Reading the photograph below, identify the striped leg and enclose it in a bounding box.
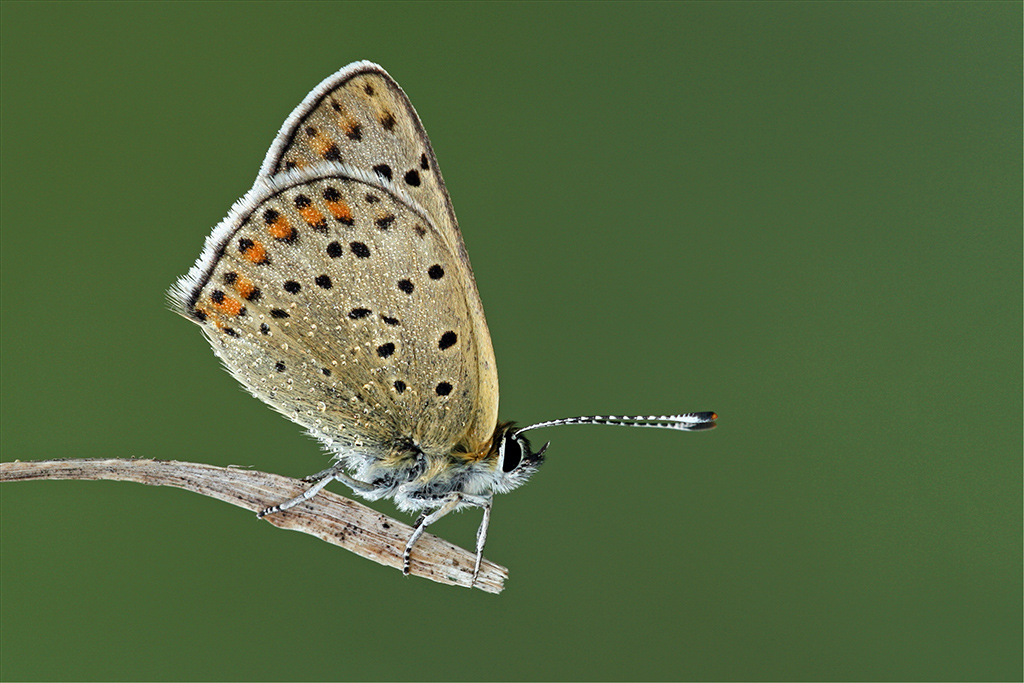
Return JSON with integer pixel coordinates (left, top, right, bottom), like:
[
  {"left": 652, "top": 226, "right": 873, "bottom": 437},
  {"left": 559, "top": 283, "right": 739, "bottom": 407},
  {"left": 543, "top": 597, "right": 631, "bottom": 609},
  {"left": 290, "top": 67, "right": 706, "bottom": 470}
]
[
  {"left": 257, "top": 463, "right": 374, "bottom": 518},
  {"left": 403, "top": 492, "right": 491, "bottom": 582}
]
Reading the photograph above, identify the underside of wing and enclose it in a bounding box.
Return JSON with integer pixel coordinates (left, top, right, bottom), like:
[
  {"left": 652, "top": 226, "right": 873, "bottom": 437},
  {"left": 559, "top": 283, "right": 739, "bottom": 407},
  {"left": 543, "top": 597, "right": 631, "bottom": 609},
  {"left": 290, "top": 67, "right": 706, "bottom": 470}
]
[
  {"left": 171, "top": 164, "right": 496, "bottom": 459},
  {"left": 256, "top": 62, "right": 499, "bottom": 449},
  {"left": 260, "top": 62, "right": 456, "bottom": 243}
]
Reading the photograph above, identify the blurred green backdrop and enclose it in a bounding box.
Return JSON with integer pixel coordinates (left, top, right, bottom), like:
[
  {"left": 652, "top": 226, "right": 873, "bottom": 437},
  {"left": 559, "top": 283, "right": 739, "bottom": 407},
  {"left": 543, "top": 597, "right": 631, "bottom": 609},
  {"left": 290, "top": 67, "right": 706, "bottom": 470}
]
[{"left": 2, "top": 2, "right": 1020, "bottom": 681}]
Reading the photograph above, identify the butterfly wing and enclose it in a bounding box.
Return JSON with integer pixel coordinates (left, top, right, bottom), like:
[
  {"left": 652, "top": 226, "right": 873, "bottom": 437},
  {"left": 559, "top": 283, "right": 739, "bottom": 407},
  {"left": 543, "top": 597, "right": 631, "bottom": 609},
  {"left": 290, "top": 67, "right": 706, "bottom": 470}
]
[
  {"left": 257, "top": 62, "right": 498, "bottom": 457},
  {"left": 259, "top": 63, "right": 454, "bottom": 241},
  {"left": 171, "top": 164, "right": 496, "bottom": 460}
]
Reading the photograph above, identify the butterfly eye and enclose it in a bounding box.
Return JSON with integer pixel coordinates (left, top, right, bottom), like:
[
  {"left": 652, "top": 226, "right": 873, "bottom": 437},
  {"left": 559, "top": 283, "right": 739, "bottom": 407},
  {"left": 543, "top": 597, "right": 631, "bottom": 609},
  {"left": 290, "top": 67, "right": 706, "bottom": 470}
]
[{"left": 500, "top": 435, "right": 523, "bottom": 473}]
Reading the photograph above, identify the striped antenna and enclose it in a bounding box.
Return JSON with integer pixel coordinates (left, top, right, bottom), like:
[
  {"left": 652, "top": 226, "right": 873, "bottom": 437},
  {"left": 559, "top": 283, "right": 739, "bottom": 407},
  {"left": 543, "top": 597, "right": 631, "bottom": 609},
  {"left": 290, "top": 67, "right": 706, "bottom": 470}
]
[{"left": 514, "top": 412, "right": 717, "bottom": 437}]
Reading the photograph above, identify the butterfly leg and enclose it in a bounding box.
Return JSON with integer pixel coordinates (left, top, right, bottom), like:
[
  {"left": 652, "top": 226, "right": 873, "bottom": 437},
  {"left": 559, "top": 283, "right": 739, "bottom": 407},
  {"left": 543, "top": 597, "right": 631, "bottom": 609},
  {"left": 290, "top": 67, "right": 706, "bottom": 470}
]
[
  {"left": 404, "top": 494, "right": 462, "bottom": 575},
  {"left": 257, "top": 463, "right": 374, "bottom": 518},
  {"left": 403, "top": 492, "right": 492, "bottom": 583},
  {"left": 300, "top": 464, "right": 340, "bottom": 483},
  {"left": 472, "top": 494, "right": 493, "bottom": 585}
]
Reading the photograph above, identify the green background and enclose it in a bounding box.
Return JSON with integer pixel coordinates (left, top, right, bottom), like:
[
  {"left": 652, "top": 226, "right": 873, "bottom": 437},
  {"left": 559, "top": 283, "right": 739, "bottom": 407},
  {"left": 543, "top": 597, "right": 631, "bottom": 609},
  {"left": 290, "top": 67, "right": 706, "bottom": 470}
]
[{"left": 2, "top": 2, "right": 1020, "bottom": 680}]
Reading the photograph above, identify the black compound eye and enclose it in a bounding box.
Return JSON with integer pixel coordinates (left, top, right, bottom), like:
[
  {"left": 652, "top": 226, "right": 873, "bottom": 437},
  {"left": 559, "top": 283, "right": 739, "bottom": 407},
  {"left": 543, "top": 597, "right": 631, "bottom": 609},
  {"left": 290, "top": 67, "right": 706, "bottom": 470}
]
[{"left": 502, "top": 436, "right": 523, "bottom": 473}]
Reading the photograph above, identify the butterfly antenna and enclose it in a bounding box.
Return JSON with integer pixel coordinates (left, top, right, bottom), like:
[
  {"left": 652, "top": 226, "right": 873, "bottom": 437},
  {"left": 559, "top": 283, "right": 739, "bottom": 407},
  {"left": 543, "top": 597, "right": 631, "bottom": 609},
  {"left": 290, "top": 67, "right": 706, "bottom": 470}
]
[{"left": 514, "top": 412, "right": 717, "bottom": 438}]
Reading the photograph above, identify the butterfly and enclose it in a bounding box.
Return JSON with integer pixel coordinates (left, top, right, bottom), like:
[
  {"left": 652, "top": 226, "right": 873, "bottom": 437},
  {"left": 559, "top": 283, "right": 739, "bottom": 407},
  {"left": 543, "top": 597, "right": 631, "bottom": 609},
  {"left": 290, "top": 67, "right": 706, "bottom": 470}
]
[{"left": 170, "top": 61, "right": 716, "bottom": 583}]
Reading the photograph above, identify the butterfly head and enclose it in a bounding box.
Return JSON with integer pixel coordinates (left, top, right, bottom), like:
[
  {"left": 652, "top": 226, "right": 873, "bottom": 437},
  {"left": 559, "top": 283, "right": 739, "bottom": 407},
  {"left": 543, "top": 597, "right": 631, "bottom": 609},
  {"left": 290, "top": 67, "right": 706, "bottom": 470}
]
[{"left": 485, "top": 422, "right": 548, "bottom": 494}]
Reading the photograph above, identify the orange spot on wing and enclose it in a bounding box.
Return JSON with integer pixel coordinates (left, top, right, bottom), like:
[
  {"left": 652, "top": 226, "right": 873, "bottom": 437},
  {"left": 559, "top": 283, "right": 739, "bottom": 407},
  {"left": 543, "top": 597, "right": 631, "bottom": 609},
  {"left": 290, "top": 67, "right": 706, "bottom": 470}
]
[
  {"left": 233, "top": 276, "right": 256, "bottom": 300},
  {"left": 299, "top": 205, "right": 326, "bottom": 226},
  {"left": 212, "top": 293, "right": 244, "bottom": 316},
  {"left": 266, "top": 214, "right": 294, "bottom": 241},
  {"left": 310, "top": 137, "right": 333, "bottom": 157},
  {"left": 243, "top": 240, "right": 268, "bottom": 264},
  {"left": 332, "top": 108, "right": 361, "bottom": 140},
  {"left": 325, "top": 198, "right": 353, "bottom": 223}
]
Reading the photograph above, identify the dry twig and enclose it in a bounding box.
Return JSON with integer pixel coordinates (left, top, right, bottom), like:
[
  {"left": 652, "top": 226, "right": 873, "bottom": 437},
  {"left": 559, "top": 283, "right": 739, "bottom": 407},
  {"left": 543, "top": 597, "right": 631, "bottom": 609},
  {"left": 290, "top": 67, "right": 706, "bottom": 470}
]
[{"left": 0, "top": 458, "right": 507, "bottom": 593}]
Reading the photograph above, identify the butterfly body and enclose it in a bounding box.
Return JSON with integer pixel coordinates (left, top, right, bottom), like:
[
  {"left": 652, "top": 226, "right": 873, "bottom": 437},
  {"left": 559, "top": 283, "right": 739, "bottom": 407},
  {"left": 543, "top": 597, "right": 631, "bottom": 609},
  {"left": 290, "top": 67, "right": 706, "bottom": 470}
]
[{"left": 172, "top": 62, "right": 714, "bottom": 583}]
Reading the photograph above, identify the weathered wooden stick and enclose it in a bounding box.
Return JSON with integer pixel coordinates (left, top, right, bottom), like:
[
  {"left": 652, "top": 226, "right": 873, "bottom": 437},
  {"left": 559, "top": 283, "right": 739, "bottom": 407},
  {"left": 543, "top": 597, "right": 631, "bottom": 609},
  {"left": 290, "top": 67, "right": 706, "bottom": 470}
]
[{"left": 0, "top": 458, "right": 507, "bottom": 593}]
